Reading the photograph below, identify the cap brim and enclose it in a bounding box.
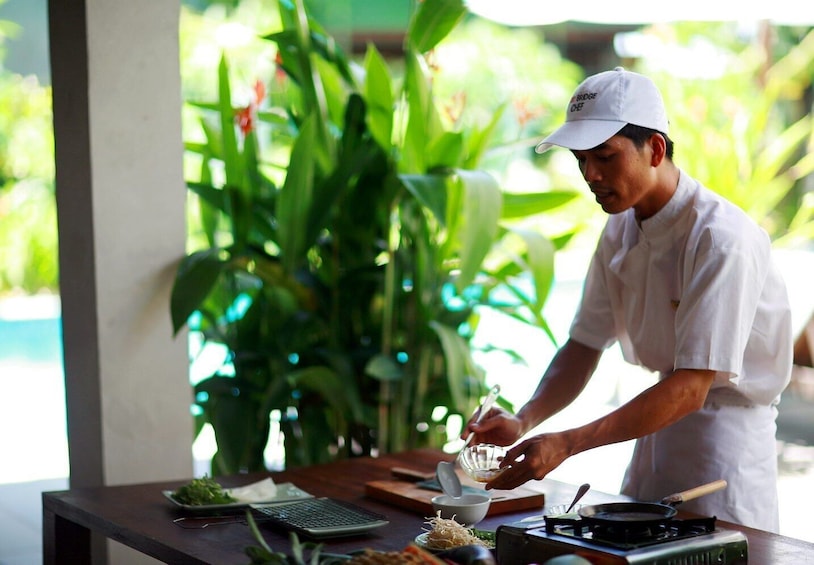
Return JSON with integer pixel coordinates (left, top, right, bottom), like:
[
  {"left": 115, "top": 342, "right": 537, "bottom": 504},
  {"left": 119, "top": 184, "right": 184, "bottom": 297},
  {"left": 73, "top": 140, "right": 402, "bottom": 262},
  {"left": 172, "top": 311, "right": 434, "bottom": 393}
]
[{"left": 534, "top": 120, "right": 626, "bottom": 153}]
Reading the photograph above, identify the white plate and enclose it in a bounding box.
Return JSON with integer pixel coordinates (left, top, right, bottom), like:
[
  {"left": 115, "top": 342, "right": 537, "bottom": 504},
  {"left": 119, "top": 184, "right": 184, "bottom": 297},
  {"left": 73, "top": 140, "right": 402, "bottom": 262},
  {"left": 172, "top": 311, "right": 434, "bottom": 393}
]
[
  {"left": 414, "top": 530, "right": 496, "bottom": 551},
  {"left": 414, "top": 532, "right": 441, "bottom": 552},
  {"left": 163, "top": 482, "right": 312, "bottom": 511}
]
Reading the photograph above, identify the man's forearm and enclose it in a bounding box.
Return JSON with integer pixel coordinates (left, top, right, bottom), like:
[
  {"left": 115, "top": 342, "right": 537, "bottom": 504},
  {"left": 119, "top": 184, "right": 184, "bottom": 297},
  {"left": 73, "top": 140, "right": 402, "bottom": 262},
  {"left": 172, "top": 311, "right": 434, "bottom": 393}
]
[{"left": 562, "top": 368, "right": 715, "bottom": 456}]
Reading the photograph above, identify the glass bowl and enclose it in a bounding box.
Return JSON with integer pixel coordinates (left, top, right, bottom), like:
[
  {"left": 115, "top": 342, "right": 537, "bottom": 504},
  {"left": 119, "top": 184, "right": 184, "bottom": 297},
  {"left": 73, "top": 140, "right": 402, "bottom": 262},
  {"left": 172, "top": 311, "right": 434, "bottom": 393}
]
[
  {"left": 543, "top": 503, "right": 584, "bottom": 518},
  {"left": 458, "top": 443, "right": 507, "bottom": 483}
]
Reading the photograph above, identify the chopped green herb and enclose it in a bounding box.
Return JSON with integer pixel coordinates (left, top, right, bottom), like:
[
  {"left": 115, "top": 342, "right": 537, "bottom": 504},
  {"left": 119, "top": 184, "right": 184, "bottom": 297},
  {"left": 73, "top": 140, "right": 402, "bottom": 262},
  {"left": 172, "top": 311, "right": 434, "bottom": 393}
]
[
  {"left": 472, "top": 529, "right": 496, "bottom": 546},
  {"left": 172, "top": 476, "right": 236, "bottom": 506}
]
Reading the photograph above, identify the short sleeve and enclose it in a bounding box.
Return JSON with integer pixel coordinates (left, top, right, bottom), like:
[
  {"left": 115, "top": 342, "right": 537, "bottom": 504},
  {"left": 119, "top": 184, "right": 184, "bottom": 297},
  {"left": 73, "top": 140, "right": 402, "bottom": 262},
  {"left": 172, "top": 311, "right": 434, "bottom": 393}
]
[{"left": 569, "top": 245, "right": 619, "bottom": 352}]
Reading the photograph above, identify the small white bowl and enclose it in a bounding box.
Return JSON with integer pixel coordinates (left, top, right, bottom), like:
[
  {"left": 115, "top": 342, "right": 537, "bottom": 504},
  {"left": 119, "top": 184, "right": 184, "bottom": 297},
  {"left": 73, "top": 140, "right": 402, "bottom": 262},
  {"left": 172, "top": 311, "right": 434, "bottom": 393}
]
[{"left": 431, "top": 493, "right": 491, "bottom": 526}]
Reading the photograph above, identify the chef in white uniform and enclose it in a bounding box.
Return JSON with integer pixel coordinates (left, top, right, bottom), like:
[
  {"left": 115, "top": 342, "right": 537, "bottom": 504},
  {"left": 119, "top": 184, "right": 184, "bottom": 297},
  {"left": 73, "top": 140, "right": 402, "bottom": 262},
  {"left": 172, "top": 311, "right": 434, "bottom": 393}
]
[{"left": 464, "top": 67, "right": 792, "bottom": 532}]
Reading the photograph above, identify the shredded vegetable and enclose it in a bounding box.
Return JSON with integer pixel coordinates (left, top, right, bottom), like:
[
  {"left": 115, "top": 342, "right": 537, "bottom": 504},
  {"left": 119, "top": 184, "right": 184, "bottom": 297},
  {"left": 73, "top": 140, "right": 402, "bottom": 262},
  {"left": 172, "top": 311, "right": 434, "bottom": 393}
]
[{"left": 422, "top": 512, "right": 493, "bottom": 549}]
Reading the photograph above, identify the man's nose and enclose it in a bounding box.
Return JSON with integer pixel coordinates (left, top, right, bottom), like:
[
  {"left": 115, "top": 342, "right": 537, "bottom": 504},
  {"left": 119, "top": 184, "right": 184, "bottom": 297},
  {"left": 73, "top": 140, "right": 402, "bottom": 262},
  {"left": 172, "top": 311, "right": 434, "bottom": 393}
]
[{"left": 581, "top": 160, "right": 601, "bottom": 183}]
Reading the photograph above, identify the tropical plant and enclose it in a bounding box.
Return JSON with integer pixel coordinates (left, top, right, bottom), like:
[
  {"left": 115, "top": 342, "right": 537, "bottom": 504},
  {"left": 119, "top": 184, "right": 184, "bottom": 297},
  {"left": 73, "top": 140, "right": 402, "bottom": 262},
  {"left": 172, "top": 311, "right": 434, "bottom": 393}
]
[
  {"left": 634, "top": 23, "right": 814, "bottom": 247},
  {"left": 170, "top": 0, "right": 580, "bottom": 474},
  {"left": 0, "top": 55, "right": 57, "bottom": 295}
]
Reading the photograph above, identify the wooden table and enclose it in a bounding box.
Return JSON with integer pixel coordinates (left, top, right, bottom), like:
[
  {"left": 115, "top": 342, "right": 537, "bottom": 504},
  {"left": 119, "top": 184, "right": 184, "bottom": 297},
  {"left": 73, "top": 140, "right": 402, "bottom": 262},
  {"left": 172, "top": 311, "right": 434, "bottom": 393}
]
[{"left": 42, "top": 448, "right": 814, "bottom": 564}]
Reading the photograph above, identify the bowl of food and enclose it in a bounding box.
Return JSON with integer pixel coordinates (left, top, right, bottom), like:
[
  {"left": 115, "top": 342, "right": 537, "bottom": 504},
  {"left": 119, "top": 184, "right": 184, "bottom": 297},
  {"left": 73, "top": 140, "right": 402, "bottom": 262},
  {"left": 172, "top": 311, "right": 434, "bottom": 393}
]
[
  {"left": 431, "top": 493, "right": 491, "bottom": 526},
  {"left": 458, "top": 443, "right": 507, "bottom": 483}
]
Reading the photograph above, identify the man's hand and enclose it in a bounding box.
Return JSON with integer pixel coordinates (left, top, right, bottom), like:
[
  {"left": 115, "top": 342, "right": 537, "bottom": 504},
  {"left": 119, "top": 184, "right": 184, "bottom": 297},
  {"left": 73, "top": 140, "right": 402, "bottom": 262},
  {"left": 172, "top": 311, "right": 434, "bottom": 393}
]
[
  {"left": 482, "top": 368, "right": 716, "bottom": 491},
  {"left": 461, "top": 406, "right": 524, "bottom": 447},
  {"left": 484, "top": 432, "right": 572, "bottom": 490}
]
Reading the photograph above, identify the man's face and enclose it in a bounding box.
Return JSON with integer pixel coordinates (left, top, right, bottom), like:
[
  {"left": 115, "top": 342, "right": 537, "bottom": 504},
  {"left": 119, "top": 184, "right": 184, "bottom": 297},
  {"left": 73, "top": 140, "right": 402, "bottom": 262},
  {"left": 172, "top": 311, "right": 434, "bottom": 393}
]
[{"left": 571, "top": 135, "right": 661, "bottom": 219}]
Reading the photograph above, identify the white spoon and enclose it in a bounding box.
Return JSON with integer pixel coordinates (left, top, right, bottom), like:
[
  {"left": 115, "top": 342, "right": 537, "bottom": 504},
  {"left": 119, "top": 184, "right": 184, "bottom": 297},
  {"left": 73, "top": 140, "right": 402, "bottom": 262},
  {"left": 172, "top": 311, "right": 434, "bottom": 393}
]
[
  {"left": 436, "top": 384, "right": 501, "bottom": 498},
  {"left": 436, "top": 460, "right": 464, "bottom": 498}
]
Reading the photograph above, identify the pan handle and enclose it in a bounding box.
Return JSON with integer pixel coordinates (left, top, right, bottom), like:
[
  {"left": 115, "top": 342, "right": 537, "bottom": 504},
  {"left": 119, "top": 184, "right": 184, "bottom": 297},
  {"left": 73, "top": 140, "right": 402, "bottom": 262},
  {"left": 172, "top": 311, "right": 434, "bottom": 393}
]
[{"left": 660, "top": 479, "right": 728, "bottom": 506}]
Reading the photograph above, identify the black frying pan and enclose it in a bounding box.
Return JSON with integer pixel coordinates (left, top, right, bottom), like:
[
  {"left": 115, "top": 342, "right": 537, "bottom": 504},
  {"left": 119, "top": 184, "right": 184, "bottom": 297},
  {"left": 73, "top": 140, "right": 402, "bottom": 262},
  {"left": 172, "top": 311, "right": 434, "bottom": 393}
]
[{"left": 577, "top": 479, "right": 727, "bottom": 528}]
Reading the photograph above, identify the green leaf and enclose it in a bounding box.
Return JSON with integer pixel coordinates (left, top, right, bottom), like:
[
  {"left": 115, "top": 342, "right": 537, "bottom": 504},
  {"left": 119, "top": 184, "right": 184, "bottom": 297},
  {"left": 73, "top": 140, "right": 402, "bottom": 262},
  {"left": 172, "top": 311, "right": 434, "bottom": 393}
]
[
  {"left": 401, "top": 48, "right": 447, "bottom": 174},
  {"left": 304, "top": 22, "right": 356, "bottom": 87},
  {"left": 429, "top": 321, "right": 482, "bottom": 414},
  {"left": 217, "top": 55, "right": 242, "bottom": 189},
  {"left": 266, "top": 30, "right": 304, "bottom": 85},
  {"left": 365, "top": 354, "right": 403, "bottom": 382},
  {"left": 313, "top": 55, "right": 348, "bottom": 129},
  {"left": 462, "top": 104, "right": 507, "bottom": 169},
  {"left": 754, "top": 116, "right": 811, "bottom": 183},
  {"left": 170, "top": 248, "right": 225, "bottom": 334},
  {"left": 225, "top": 184, "right": 252, "bottom": 251},
  {"left": 400, "top": 51, "right": 430, "bottom": 173},
  {"left": 406, "top": 0, "right": 467, "bottom": 53},
  {"left": 197, "top": 375, "right": 270, "bottom": 473},
  {"left": 451, "top": 170, "right": 502, "bottom": 290},
  {"left": 289, "top": 366, "right": 365, "bottom": 422},
  {"left": 199, "top": 117, "right": 224, "bottom": 164},
  {"left": 256, "top": 106, "right": 292, "bottom": 129},
  {"left": 363, "top": 44, "right": 394, "bottom": 152},
  {"left": 501, "top": 191, "right": 579, "bottom": 219},
  {"left": 428, "top": 131, "right": 465, "bottom": 169},
  {"left": 278, "top": 114, "right": 317, "bottom": 271},
  {"left": 507, "top": 227, "right": 556, "bottom": 321},
  {"left": 399, "top": 173, "right": 447, "bottom": 228},
  {"left": 245, "top": 511, "right": 274, "bottom": 556},
  {"left": 267, "top": 4, "right": 356, "bottom": 87},
  {"left": 187, "top": 182, "right": 228, "bottom": 214},
  {"left": 304, "top": 95, "right": 386, "bottom": 247},
  {"left": 790, "top": 147, "right": 814, "bottom": 181},
  {"left": 271, "top": 1, "right": 333, "bottom": 160}
]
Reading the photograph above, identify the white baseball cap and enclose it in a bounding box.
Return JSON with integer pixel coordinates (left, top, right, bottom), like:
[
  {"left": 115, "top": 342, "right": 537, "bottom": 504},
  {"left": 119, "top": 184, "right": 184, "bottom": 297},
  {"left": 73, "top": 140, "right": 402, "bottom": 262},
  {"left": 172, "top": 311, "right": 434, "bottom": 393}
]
[{"left": 535, "top": 67, "right": 669, "bottom": 153}]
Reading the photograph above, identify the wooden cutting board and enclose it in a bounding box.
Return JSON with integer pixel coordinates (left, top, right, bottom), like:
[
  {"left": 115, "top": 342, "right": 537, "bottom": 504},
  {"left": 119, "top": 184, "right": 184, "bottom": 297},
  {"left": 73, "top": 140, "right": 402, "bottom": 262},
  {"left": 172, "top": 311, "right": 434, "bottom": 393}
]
[{"left": 365, "top": 469, "right": 545, "bottom": 516}]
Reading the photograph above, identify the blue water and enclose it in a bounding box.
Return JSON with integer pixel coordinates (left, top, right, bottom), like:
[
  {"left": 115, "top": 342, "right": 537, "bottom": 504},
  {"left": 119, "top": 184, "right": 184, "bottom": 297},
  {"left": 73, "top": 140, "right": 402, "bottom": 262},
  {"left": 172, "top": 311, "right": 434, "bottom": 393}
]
[{"left": 0, "top": 317, "right": 63, "bottom": 363}]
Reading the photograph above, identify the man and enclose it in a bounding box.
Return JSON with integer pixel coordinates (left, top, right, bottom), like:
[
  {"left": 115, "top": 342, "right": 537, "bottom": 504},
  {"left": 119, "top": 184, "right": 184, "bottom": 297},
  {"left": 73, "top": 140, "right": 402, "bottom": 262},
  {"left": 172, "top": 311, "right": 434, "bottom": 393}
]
[{"left": 465, "top": 67, "right": 792, "bottom": 532}]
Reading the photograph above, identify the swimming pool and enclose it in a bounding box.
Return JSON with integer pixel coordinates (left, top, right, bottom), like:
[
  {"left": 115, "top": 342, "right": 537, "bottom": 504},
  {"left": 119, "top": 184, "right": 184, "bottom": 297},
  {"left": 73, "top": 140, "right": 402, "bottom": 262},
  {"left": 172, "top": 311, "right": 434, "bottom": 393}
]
[
  {"left": 0, "top": 295, "right": 68, "bottom": 484},
  {"left": 0, "top": 316, "right": 62, "bottom": 364}
]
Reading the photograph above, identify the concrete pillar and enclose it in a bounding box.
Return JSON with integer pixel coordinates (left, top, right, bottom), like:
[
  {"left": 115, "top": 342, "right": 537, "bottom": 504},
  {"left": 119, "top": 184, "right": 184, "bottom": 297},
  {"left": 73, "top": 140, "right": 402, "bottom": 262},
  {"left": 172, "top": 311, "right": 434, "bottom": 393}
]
[{"left": 49, "top": 0, "right": 192, "bottom": 562}]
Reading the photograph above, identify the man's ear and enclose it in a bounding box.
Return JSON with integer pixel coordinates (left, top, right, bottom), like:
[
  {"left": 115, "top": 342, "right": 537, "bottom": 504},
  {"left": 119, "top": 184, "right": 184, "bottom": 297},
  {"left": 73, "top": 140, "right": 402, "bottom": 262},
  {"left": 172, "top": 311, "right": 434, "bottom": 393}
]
[{"left": 649, "top": 133, "right": 667, "bottom": 167}]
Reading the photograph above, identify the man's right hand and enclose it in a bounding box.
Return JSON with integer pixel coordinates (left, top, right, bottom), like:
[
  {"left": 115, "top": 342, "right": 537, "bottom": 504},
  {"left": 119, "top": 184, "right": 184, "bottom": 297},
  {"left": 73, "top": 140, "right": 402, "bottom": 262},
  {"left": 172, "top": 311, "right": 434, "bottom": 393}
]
[{"left": 461, "top": 406, "right": 524, "bottom": 447}]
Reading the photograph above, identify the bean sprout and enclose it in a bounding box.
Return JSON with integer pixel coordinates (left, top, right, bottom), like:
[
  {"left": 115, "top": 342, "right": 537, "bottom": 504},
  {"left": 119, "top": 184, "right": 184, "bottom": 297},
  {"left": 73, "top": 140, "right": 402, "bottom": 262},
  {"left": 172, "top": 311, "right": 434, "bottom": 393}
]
[{"left": 422, "top": 512, "right": 492, "bottom": 549}]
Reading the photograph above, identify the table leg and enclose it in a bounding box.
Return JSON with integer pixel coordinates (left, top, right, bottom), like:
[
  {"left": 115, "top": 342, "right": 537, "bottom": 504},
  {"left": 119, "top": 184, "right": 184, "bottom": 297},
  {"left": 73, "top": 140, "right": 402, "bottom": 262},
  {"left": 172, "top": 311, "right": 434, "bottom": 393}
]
[{"left": 43, "top": 506, "right": 92, "bottom": 565}]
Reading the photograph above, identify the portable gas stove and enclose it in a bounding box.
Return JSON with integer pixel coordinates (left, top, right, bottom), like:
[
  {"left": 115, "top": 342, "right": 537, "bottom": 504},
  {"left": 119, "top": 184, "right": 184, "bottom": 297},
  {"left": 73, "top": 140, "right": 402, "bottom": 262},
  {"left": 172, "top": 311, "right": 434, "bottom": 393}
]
[{"left": 496, "top": 514, "right": 748, "bottom": 564}]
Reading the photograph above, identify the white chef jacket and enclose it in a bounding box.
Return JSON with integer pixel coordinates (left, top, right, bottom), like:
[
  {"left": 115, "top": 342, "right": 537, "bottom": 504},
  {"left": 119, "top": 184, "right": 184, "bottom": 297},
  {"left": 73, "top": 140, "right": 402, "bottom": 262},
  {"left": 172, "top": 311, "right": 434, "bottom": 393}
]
[{"left": 569, "top": 170, "right": 792, "bottom": 532}]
